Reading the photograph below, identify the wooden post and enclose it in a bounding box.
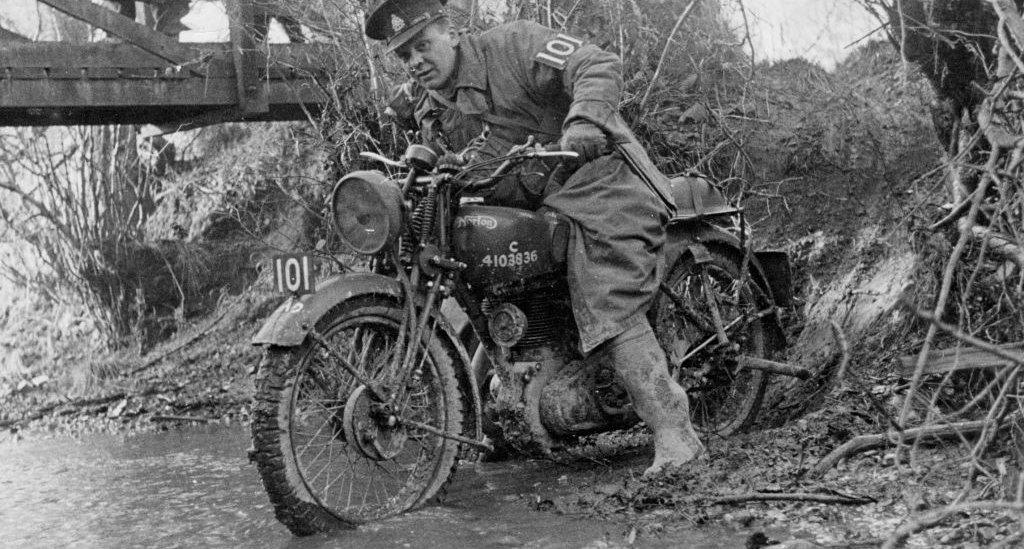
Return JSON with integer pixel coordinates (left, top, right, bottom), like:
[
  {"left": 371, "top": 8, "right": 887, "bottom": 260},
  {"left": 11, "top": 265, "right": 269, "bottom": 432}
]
[{"left": 225, "top": 0, "right": 269, "bottom": 116}]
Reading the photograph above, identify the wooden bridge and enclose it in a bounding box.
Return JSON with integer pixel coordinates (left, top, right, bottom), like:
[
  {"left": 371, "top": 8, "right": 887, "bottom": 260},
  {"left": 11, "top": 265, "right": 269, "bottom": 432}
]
[{"left": 0, "top": 0, "right": 331, "bottom": 131}]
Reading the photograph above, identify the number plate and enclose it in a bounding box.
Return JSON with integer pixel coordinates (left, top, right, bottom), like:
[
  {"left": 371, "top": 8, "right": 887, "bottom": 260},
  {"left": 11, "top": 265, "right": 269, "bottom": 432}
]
[{"left": 273, "top": 254, "right": 315, "bottom": 296}]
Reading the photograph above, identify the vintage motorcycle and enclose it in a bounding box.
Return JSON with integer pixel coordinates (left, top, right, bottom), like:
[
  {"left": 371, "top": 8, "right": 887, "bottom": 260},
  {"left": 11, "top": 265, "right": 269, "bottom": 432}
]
[{"left": 249, "top": 141, "right": 793, "bottom": 535}]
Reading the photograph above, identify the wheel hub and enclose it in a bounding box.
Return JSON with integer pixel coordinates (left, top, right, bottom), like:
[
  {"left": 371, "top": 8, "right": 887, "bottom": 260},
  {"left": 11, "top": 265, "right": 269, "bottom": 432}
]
[{"left": 342, "top": 385, "right": 408, "bottom": 461}]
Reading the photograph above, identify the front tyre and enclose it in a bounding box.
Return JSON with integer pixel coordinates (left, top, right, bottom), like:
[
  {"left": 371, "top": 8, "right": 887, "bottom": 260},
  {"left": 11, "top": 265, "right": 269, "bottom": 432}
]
[{"left": 250, "top": 296, "right": 464, "bottom": 535}]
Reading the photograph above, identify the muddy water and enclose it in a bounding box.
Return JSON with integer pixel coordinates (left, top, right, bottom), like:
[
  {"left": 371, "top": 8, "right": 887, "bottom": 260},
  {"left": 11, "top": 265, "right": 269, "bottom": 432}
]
[{"left": 0, "top": 426, "right": 745, "bottom": 548}]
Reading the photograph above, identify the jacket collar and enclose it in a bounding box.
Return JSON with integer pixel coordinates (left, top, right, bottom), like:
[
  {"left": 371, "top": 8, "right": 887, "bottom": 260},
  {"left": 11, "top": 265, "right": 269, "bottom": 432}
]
[
  {"left": 452, "top": 35, "right": 486, "bottom": 91},
  {"left": 430, "top": 37, "right": 487, "bottom": 116}
]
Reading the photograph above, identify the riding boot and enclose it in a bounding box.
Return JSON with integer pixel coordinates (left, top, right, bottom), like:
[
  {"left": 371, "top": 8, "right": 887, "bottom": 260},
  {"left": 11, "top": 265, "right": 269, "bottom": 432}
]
[{"left": 596, "top": 321, "right": 705, "bottom": 476}]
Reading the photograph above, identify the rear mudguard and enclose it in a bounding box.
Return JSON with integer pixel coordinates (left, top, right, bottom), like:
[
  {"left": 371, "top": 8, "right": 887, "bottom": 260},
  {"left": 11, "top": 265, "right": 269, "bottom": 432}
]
[
  {"left": 665, "top": 220, "right": 790, "bottom": 346},
  {"left": 252, "top": 272, "right": 483, "bottom": 443}
]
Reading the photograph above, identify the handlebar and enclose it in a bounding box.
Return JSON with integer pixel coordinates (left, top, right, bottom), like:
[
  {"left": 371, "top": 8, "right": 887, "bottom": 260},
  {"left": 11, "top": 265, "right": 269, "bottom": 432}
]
[
  {"left": 359, "top": 151, "right": 406, "bottom": 168},
  {"left": 358, "top": 143, "right": 580, "bottom": 193}
]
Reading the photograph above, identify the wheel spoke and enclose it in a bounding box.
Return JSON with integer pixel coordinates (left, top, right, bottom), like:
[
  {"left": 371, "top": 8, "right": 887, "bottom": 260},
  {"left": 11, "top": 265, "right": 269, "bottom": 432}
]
[{"left": 655, "top": 256, "right": 771, "bottom": 438}]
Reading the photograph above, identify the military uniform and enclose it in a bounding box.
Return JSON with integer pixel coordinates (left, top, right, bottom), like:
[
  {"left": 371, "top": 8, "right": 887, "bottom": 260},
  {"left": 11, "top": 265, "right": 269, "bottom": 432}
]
[{"left": 391, "top": 20, "right": 675, "bottom": 354}]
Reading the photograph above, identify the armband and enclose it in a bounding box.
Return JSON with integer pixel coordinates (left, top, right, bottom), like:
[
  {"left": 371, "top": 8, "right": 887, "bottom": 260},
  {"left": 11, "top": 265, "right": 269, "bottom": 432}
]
[{"left": 534, "top": 33, "right": 585, "bottom": 70}]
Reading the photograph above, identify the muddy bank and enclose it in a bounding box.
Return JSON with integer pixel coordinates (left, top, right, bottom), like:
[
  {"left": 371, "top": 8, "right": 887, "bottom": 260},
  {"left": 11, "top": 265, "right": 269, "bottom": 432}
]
[{"left": 0, "top": 287, "right": 277, "bottom": 437}]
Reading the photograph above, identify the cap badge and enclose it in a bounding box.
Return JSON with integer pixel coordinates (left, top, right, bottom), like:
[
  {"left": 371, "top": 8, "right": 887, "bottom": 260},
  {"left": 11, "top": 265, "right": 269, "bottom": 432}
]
[{"left": 391, "top": 14, "right": 406, "bottom": 34}]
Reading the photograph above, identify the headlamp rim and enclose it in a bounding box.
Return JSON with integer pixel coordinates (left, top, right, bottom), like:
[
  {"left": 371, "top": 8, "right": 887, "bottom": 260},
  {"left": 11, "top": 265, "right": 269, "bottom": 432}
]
[{"left": 329, "top": 170, "right": 405, "bottom": 256}]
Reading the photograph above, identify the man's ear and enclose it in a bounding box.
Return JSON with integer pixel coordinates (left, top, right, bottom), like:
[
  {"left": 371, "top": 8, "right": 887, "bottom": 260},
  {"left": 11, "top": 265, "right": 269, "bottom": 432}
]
[{"left": 446, "top": 25, "right": 459, "bottom": 45}]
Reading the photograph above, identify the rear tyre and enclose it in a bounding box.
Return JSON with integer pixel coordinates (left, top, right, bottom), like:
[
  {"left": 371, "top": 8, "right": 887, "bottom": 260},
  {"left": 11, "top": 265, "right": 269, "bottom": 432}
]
[
  {"left": 250, "top": 296, "right": 464, "bottom": 535},
  {"left": 652, "top": 249, "right": 771, "bottom": 439}
]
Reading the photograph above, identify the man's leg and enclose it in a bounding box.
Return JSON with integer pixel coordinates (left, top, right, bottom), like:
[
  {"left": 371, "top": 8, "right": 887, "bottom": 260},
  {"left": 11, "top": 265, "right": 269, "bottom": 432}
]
[
  {"left": 146, "top": 0, "right": 189, "bottom": 37},
  {"left": 594, "top": 321, "right": 705, "bottom": 475}
]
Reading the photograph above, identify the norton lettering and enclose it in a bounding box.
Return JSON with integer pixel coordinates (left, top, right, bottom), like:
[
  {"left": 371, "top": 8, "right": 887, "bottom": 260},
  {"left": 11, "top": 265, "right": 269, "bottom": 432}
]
[
  {"left": 455, "top": 215, "right": 498, "bottom": 230},
  {"left": 534, "top": 33, "right": 584, "bottom": 70}
]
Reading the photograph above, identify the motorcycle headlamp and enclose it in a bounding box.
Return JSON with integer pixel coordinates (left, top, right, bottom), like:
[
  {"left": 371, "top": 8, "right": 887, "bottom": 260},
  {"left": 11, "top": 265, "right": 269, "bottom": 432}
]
[{"left": 330, "top": 171, "right": 404, "bottom": 255}]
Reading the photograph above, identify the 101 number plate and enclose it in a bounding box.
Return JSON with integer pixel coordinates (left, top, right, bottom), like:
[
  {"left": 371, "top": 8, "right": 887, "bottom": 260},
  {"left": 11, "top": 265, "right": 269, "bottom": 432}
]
[{"left": 273, "top": 254, "right": 315, "bottom": 296}]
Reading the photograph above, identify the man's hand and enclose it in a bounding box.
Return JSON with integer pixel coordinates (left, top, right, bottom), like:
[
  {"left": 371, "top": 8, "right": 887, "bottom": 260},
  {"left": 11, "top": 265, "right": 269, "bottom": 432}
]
[{"left": 559, "top": 121, "right": 608, "bottom": 163}]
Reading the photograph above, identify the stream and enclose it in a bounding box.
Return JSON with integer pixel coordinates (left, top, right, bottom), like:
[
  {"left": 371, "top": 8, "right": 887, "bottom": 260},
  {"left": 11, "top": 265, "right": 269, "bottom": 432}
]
[{"left": 0, "top": 425, "right": 753, "bottom": 548}]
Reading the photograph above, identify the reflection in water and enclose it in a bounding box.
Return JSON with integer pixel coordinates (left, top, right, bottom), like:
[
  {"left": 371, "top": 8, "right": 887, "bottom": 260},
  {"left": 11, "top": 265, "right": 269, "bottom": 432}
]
[
  {"left": 0, "top": 426, "right": 283, "bottom": 548},
  {"left": 0, "top": 426, "right": 740, "bottom": 548}
]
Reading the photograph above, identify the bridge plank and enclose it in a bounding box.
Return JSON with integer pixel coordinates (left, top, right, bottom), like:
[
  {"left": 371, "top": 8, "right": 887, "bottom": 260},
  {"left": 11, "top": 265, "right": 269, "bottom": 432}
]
[
  {"left": 0, "top": 41, "right": 201, "bottom": 68},
  {"left": 0, "top": 42, "right": 327, "bottom": 77},
  {"left": 0, "top": 76, "right": 321, "bottom": 108},
  {"left": 35, "top": 0, "right": 204, "bottom": 70}
]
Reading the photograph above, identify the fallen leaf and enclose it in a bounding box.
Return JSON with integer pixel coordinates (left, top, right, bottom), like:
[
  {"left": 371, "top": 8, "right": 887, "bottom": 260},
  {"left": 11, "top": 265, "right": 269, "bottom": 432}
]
[{"left": 108, "top": 398, "right": 128, "bottom": 418}]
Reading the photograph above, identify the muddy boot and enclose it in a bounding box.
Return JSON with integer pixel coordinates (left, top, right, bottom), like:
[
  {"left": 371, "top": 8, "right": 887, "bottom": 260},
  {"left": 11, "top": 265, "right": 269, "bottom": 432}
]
[{"left": 596, "top": 322, "right": 705, "bottom": 476}]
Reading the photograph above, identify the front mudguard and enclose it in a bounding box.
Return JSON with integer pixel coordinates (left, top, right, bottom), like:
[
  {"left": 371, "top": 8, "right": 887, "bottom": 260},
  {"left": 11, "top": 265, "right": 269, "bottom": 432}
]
[
  {"left": 251, "top": 272, "right": 483, "bottom": 443},
  {"left": 252, "top": 272, "right": 401, "bottom": 346}
]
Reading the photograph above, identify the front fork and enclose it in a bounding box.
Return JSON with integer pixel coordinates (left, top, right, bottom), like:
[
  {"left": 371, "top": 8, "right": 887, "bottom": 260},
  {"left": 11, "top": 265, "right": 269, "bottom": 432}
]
[{"left": 379, "top": 244, "right": 494, "bottom": 452}]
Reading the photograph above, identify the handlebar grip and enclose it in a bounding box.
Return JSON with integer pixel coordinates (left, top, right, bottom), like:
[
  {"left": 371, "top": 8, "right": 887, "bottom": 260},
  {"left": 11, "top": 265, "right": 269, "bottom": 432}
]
[{"left": 535, "top": 144, "right": 578, "bottom": 160}]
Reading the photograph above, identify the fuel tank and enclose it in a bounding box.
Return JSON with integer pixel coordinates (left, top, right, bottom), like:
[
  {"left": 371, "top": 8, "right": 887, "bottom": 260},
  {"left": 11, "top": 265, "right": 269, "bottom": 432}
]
[{"left": 452, "top": 205, "right": 568, "bottom": 288}]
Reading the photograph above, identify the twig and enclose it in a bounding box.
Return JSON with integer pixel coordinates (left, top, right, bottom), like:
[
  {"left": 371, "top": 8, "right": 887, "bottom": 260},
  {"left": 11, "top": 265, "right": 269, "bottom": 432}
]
[
  {"left": 899, "top": 148, "right": 997, "bottom": 428},
  {"left": 708, "top": 492, "right": 874, "bottom": 505},
  {"left": 928, "top": 188, "right": 980, "bottom": 231},
  {"left": 882, "top": 500, "right": 1024, "bottom": 549},
  {"left": 808, "top": 418, "right": 1001, "bottom": 478},
  {"left": 830, "top": 320, "right": 851, "bottom": 383},
  {"left": 992, "top": 0, "right": 1024, "bottom": 50},
  {"left": 963, "top": 224, "right": 1024, "bottom": 269},
  {"left": 129, "top": 306, "right": 233, "bottom": 376},
  {"left": 151, "top": 414, "right": 214, "bottom": 423},
  {"left": 732, "top": 0, "right": 755, "bottom": 79},
  {"left": 907, "top": 306, "right": 1024, "bottom": 367},
  {"left": 638, "top": 0, "right": 700, "bottom": 112}
]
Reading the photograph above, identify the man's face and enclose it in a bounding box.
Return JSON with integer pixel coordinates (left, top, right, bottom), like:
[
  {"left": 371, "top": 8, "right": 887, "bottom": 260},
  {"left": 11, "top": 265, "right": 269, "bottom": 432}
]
[{"left": 394, "top": 23, "right": 459, "bottom": 90}]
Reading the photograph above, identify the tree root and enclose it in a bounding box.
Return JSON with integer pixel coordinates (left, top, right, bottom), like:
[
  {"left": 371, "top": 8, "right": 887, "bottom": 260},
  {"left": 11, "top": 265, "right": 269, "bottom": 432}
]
[
  {"left": 0, "top": 386, "right": 170, "bottom": 430},
  {"left": 808, "top": 418, "right": 999, "bottom": 478},
  {"left": 881, "top": 500, "right": 1024, "bottom": 549},
  {"left": 0, "top": 392, "right": 128, "bottom": 430}
]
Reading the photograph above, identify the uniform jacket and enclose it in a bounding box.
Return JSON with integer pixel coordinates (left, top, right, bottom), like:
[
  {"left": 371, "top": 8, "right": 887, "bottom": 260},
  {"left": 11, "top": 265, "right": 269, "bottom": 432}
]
[{"left": 389, "top": 20, "right": 675, "bottom": 213}]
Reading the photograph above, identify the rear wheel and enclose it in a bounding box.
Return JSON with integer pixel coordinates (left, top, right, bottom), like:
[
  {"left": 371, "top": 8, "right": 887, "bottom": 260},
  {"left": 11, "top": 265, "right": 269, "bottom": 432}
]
[
  {"left": 250, "top": 296, "right": 464, "bottom": 535},
  {"left": 652, "top": 249, "right": 771, "bottom": 439}
]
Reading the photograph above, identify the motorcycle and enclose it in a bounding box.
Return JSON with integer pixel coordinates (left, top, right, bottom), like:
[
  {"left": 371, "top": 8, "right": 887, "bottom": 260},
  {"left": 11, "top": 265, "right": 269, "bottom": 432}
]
[{"left": 249, "top": 141, "right": 794, "bottom": 535}]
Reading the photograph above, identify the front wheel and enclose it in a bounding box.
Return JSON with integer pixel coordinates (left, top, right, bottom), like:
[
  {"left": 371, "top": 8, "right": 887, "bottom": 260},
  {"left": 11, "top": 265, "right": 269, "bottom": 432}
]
[
  {"left": 651, "top": 248, "right": 772, "bottom": 439},
  {"left": 250, "top": 296, "right": 464, "bottom": 535}
]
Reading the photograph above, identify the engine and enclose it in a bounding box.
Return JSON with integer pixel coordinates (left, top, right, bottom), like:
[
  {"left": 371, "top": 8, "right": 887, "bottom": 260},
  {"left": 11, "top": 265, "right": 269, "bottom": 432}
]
[
  {"left": 455, "top": 204, "right": 637, "bottom": 447},
  {"left": 481, "top": 277, "right": 574, "bottom": 355}
]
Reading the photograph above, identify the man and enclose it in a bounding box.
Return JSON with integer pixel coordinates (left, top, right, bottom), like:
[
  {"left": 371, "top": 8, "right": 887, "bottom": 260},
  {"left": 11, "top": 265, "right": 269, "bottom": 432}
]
[{"left": 365, "top": 0, "right": 705, "bottom": 475}]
